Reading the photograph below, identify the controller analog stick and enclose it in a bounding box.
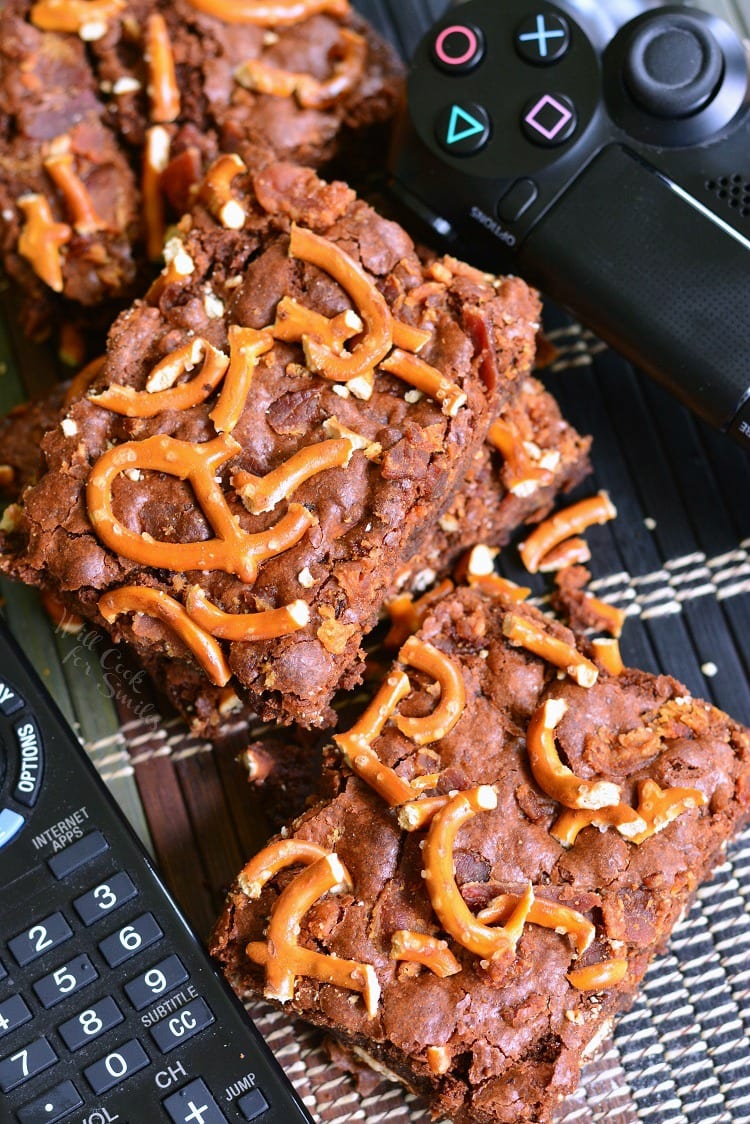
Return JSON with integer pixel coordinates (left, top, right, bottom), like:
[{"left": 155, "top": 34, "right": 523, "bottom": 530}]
[{"left": 623, "top": 13, "right": 724, "bottom": 118}]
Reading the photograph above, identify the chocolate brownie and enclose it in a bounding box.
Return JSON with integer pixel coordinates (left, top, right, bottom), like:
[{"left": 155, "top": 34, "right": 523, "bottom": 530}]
[
  {"left": 0, "top": 383, "right": 67, "bottom": 499},
  {"left": 0, "top": 0, "right": 403, "bottom": 338},
  {"left": 209, "top": 584, "right": 750, "bottom": 1124},
  {"left": 0, "top": 161, "right": 541, "bottom": 730}
]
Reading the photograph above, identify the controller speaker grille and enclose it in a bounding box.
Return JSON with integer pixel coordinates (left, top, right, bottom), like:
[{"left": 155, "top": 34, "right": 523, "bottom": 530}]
[{"left": 705, "top": 175, "right": 750, "bottom": 219}]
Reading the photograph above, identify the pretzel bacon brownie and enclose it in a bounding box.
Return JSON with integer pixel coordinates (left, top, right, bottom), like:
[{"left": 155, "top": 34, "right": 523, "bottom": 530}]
[
  {"left": 209, "top": 585, "right": 750, "bottom": 1124},
  {"left": 0, "top": 161, "right": 543, "bottom": 729},
  {"left": 0, "top": 0, "right": 403, "bottom": 337}
]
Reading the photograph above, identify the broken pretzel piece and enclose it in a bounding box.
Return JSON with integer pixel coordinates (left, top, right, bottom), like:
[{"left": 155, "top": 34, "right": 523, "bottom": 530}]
[
  {"left": 519, "top": 492, "right": 617, "bottom": 574},
  {"left": 232, "top": 438, "right": 353, "bottom": 514},
  {"left": 527, "top": 698, "right": 621, "bottom": 811},
  {"left": 30, "top": 0, "right": 125, "bottom": 33},
  {"left": 43, "top": 150, "right": 107, "bottom": 236},
  {"left": 477, "top": 894, "right": 594, "bottom": 957},
  {"left": 209, "top": 327, "right": 274, "bottom": 434},
  {"left": 18, "top": 195, "right": 72, "bottom": 293},
  {"left": 89, "top": 339, "right": 229, "bottom": 417},
  {"left": 98, "top": 586, "right": 231, "bottom": 686},
  {"left": 238, "top": 838, "right": 330, "bottom": 899},
  {"left": 567, "top": 957, "right": 628, "bottom": 991},
  {"left": 395, "top": 636, "right": 466, "bottom": 746},
  {"left": 146, "top": 13, "right": 181, "bottom": 124},
  {"left": 503, "top": 613, "right": 598, "bottom": 688},
  {"left": 199, "top": 154, "right": 248, "bottom": 231},
  {"left": 245, "top": 852, "right": 380, "bottom": 1017},
  {"left": 185, "top": 586, "right": 310, "bottom": 641},
  {"left": 333, "top": 672, "right": 415, "bottom": 806},
  {"left": 390, "top": 930, "right": 461, "bottom": 978},
  {"left": 183, "top": 0, "right": 350, "bottom": 26},
  {"left": 235, "top": 28, "right": 366, "bottom": 110}
]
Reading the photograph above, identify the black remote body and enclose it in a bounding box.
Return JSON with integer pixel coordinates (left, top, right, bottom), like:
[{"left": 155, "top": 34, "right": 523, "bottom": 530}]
[
  {"left": 0, "top": 619, "right": 313, "bottom": 1124},
  {"left": 389, "top": 0, "right": 750, "bottom": 449}
]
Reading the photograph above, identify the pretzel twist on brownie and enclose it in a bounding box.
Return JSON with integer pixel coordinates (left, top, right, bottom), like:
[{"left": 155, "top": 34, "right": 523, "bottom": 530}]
[
  {"left": 89, "top": 339, "right": 230, "bottom": 417},
  {"left": 17, "top": 195, "right": 72, "bottom": 293},
  {"left": 235, "top": 27, "right": 367, "bottom": 110}
]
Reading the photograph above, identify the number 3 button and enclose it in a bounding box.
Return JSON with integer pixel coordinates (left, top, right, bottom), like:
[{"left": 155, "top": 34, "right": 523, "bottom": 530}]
[{"left": 74, "top": 872, "right": 137, "bottom": 926}]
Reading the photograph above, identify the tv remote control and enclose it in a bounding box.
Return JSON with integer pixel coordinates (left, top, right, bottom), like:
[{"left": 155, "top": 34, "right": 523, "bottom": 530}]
[{"left": 0, "top": 618, "right": 314, "bottom": 1124}]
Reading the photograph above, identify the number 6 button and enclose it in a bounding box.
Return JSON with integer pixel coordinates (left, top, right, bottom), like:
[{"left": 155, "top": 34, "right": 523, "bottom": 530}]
[{"left": 98, "top": 913, "right": 163, "bottom": 968}]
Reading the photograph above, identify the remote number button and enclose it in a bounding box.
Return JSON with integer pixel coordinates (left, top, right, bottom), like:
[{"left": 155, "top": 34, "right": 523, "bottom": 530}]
[
  {"left": 84, "top": 1038, "right": 149, "bottom": 1095},
  {"left": 98, "top": 913, "right": 163, "bottom": 968},
  {"left": 73, "top": 872, "right": 137, "bottom": 926},
  {"left": 163, "top": 1078, "right": 228, "bottom": 1123},
  {"left": 12, "top": 717, "right": 44, "bottom": 808},
  {"left": 125, "top": 955, "right": 189, "bottom": 1011},
  {"left": 58, "top": 997, "right": 123, "bottom": 1052},
  {"left": 48, "top": 831, "right": 109, "bottom": 880},
  {"left": 237, "top": 1087, "right": 270, "bottom": 1121},
  {"left": 0, "top": 679, "right": 24, "bottom": 716},
  {"left": 9, "top": 913, "right": 72, "bottom": 967},
  {"left": 0, "top": 995, "right": 32, "bottom": 1040},
  {"left": 33, "top": 955, "right": 99, "bottom": 1009},
  {"left": 0, "top": 808, "right": 25, "bottom": 850},
  {"left": 16, "top": 1078, "right": 83, "bottom": 1123},
  {"left": 150, "top": 998, "right": 215, "bottom": 1054},
  {"left": 0, "top": 1036, "right": 57, "bottom": 1092}
]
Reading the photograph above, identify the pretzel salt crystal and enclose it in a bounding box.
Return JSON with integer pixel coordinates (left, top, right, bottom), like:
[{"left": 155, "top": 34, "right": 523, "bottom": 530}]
[
  {"left": 209, "top": 327, "right": 274, "bottom": 434},
  {"left": 591, "top": 637, "right": 624, "bottom": 676},
  {"left": 89, "top": 339, "right": 229, "bottom": 417},
  {"left": 145, "top": 13, "right": 181, "bottom": 124},
  {"left": 503, "top": 613, "right": 599, "bottom": 688},
  {"left": 477, "top": 894, "right": 595, "bottom": 957},
  {"left": 18, "top": 195, "right": 71, "bottom": 292},
  {"left": 390, "top": 930, "right": 461, "bottom": 978},
  {"left": 235, "top": 28, "right": 366, "bottom": 110},
  {"left": 395, "top": 636, "right": 465, "bottom": 746},
  {"left": 566, "top": 957, "right": 627, "bottom": 991},
  {"left": 185, "top": 586, "right": 309, "bottom": 641},
  {"left": 245, "top": 853, "right": 380, "bottom": 1017},
  {"left": 183, "top": 0, "right": 350, "bottom": 25},
  {"left": 232, "top": 438, "right": 353, "bottom": 514},
  {"left": 143, "top": 126, "right": 170, "bottom": 260},
  {"left": 43, "top": 152, "right": 107, "bottom": 235},
  {"left": 30, "top": 0, "right": 125, "bottom": 32},
  {"left": 237, "top": 838, "right": 330, "bottom": 899},
  {"left": 333, "top": 671, "right": 415, "bottom": 806},
  {"left": 551, "top": 804, "right": 647, "bottom": 848},
  {"left": 199, "top": 154, "right": 248, "bottom": 230},
  {"left": 87, "top": 433, "right": 315, "bottom": 582},
  {"left": 98, "top": 586, "right": 231, "bottom": 686},
  {"left": 527, "top": 699, "right": 621, "bottom": 811},
  {"left": 519, "top": 492, "right": 617, "bottom": 574},
  {"left": 380, "top": 349, "right": 466, "bottom": 417},
  {"left": 423, "top": 787, "right": 533, "bottom": 961},
  {"left": 288, "top": 224, "right": 392, "bottom": 381}
]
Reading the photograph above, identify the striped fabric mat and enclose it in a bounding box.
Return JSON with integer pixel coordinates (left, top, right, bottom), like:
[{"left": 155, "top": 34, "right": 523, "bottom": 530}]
[{"left": 2, "top": 1, "right": 750, "bottom": 1117}]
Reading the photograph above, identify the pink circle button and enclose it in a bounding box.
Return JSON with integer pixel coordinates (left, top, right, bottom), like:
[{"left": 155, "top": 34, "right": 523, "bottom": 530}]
[{"left": 432, "top": 24, "right": 485, "bottom": 73}]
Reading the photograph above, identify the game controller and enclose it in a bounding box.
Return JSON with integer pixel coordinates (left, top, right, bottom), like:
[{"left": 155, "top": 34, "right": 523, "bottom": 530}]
[{"left": 388, "top": 1, "right": 750, "bottom": 449}]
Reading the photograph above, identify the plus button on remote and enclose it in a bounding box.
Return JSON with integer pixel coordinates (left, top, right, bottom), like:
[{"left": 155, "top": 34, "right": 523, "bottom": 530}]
[{"left": 515, "top": 13, "right": 570, "bottom": 64}]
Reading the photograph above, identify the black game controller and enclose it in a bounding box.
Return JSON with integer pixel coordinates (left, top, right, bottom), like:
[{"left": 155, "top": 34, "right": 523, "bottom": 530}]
[{"left": 388, "top": 1, "right": 750, "bottom": 449}]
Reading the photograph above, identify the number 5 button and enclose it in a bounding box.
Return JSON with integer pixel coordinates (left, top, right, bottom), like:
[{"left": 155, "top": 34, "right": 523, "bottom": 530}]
[{"left": 98, "top": 913, "right": 163, "bottom": 968}]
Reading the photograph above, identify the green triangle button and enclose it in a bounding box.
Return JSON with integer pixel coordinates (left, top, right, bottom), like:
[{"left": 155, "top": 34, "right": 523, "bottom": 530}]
[{"left": 446, "top": 104, "right": 486, "bottom": 145}]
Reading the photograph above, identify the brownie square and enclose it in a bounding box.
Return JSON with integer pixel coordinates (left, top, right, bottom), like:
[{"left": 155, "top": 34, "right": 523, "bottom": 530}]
[
  {"left": 0, "top": 161, "right": 541, "bottom": 729},
  {"left": 209, "top": 584, "right": 750, "bottom": 1124},
  {"left": 0, "top": 0, "right": 403, "bottom": 338}
]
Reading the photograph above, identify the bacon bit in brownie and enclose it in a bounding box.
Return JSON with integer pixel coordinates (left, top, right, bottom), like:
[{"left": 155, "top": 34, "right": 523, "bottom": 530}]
[
  {"left": 519, "top": 492, "right": 617, "bottom": 574},
  {"left": 245, "top": 852, "right": 381, "bottom": 1016},
  {"left": 98, "top": 586, "right": 231, "bottom": 686},
  {"left": 17, "top": 195, "right": 72, "bottom": 293}
]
